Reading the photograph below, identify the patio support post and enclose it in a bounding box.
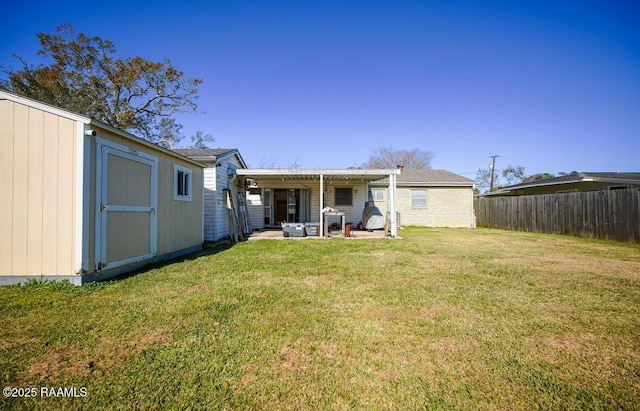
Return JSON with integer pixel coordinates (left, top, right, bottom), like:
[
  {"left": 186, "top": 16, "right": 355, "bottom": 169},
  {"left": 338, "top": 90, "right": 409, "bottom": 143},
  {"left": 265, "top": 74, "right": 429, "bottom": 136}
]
[
  {"left": 389, "top": 173, "right": 397, "bottom": 237},
  {"left": 319, "top": 173, "right": 324, "bottom": 238}
]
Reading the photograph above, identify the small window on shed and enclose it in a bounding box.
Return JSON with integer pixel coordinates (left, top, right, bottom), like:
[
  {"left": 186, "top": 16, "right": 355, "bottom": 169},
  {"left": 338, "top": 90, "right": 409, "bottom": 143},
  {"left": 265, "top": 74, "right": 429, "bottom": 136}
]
[
  {"left": 174, "top": 165, "right": 192, "bottom": 201},
  {"left": 411, "top": 190, "right": 427, "bottom": 207},
  {"left": 335, "top": 187, "right": 353, "bottom": 206}
]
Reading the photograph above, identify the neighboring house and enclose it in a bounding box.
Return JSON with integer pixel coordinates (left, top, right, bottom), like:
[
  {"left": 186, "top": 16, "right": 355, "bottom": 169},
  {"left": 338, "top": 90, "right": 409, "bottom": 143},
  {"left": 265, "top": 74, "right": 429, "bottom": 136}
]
[
  {"left": 172, "top": 148, "right": 247, "bottom": 241},
  {"left": 481, "top": 172, "right": 640, "bottom": 197},
  {"left": 0, "top": 90, "right": 204, "bottom": 285},
  {"left": 237, "top": 168, "right": 402, "bottom": 237},
  {"left": 369, "top": 169, "right": 476, "bottom": 228}
]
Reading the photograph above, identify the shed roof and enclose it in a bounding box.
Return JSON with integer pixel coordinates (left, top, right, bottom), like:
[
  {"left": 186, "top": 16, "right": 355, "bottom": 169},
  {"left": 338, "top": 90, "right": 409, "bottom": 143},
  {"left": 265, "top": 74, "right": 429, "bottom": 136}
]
[{"left": 370, "top": 169, "right": 475, "bottom": 186}]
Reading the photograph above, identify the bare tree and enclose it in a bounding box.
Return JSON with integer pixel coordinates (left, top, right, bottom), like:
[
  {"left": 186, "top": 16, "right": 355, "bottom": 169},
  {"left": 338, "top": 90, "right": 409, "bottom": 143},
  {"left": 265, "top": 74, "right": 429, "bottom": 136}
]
[{"left": 361, "top": 146, "right": 433, "bottom": 169}]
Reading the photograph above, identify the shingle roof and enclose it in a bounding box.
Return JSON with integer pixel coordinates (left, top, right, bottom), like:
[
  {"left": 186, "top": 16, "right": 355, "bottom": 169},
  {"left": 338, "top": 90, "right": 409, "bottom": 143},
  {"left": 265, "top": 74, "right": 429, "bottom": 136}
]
[
  {"left": 498, "top": 172, "right": 640, "bottom": 190},
  {"left": 370, "top": 169, "right": 475, "bottom": 186},
  {"left": 172, "top": 148, "right": 237, "bottom": 158},
  {"left": 479, "top": 171, "right": 640, "bottom": 196}
]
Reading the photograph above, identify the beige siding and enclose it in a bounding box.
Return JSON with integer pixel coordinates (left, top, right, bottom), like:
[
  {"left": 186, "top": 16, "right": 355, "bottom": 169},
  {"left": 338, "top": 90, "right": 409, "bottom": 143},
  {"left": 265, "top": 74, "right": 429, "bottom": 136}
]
[
  {"left": 399, "top": 187, "right": 473, "bottom": 227},
  {"left": 90, "top": 131, "right": 203, "bottom": 257},
  {"left": 371, "top": 186, "right": 474, "bottom": 227},
  {"left": 1, "top": 96, "right": 203, "bottom": 280},
  {"left": 0, "top": 101, "right": 13, "bottom": 273},
  {"left": 0, "top": 100, "right": 77, "bottom": 276}
]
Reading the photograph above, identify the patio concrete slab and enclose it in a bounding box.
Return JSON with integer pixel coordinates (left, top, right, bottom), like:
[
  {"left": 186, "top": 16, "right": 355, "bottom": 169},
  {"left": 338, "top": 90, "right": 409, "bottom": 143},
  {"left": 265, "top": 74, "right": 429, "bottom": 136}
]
[{"left": 246, "top": 229, "right": 397, "bottom": 240}]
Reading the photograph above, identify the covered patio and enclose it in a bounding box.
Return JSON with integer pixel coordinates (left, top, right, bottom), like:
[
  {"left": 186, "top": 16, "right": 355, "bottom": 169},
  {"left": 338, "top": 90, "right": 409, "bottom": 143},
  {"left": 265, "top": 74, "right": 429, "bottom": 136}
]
[{"left": 237, "top": 168, "right": 401, "bottom": 238}]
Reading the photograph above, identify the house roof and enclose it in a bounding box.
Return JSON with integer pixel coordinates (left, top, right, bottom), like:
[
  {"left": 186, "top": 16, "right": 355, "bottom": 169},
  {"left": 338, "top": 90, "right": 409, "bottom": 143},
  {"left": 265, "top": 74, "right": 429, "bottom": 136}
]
[
  {"left": 370, "top": 169, "right": 476, "bottom": 187},
  {"left": 0, "top": 90, "right": 205, "bottom": 168},
  {"left": 237, "top": 168, "right": 400, "bottom": 182},
  {"left": 172, "top": 148, "right": 248, "bottom": 168},
  {"left": 482, "top": 172, "right": 640, "bottom": 196}
]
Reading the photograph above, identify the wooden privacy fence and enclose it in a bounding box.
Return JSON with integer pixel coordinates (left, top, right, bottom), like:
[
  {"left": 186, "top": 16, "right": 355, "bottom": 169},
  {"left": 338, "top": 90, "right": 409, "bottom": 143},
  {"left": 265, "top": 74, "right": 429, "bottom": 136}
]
[{"left": 474, "top": 188, "right": 640, "bottom": 243}]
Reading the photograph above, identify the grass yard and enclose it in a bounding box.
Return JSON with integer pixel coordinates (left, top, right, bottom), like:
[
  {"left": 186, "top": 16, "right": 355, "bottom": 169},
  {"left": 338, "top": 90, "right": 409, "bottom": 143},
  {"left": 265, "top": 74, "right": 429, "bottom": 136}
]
[{"left": 1, "top": 228, "right": 639, "bottom": 410}]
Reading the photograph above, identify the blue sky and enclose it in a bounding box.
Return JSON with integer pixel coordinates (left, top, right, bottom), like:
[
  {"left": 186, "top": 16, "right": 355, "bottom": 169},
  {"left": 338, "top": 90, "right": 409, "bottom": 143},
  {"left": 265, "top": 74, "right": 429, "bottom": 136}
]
[{"left": 1, "top": 0, "right": 638, "bottom": 177}]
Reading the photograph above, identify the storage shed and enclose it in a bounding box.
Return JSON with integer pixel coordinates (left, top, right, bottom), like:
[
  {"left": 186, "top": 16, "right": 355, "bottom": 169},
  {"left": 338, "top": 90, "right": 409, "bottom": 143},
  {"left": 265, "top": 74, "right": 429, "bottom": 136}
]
[{"left": 0, "top": 90, "right": 204, "bottom": 285}]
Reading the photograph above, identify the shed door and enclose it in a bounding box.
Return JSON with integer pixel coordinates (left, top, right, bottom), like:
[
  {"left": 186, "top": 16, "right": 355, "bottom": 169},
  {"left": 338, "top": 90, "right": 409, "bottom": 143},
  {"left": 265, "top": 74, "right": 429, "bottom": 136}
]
[{"left": 96, "top": 141, "right": 157, "bottom": 271}]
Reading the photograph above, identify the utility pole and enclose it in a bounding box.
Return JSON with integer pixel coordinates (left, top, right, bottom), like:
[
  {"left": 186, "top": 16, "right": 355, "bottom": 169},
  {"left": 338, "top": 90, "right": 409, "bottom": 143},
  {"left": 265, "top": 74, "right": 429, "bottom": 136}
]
[{"left": 489, "top": 155, "right": 499, "bottom": 191}]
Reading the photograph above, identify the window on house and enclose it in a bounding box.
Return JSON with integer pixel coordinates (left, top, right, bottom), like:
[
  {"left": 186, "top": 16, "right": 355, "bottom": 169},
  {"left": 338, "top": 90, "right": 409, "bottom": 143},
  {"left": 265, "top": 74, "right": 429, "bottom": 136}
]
[
  {"left": 411, "top": 190, "right": 427, "bottom": 207},
  {"left": 335, "top": 187, "right": 353, "bottom": 206},
  {"left": 369, "top": 188, "right": 386, "bottom": 202},
  {"left": 174, "top": 165, "right": 192, "bottom": 201}
]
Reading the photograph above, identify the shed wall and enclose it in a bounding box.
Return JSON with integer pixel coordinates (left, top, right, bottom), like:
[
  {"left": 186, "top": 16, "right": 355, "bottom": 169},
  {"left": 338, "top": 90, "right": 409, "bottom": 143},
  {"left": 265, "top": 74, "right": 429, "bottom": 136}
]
[
  {"left": 87, "top": 130, "right": 203, "bottom": 272},
  {"left": 0, "top": 100, "right": 77, "bottom": 277}
]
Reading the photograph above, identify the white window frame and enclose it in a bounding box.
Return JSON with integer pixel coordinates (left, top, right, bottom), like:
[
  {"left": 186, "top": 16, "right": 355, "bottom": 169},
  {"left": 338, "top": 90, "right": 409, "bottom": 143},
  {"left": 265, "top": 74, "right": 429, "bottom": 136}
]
[
  {"left": 173, "top": 164, "right": 193, "bottom": 201},
  {"left": 411, "top": 189, "right": 427, "bottom": 208},
  {"left": 370, "top": 188, "right": 386, "bottom": 201}
]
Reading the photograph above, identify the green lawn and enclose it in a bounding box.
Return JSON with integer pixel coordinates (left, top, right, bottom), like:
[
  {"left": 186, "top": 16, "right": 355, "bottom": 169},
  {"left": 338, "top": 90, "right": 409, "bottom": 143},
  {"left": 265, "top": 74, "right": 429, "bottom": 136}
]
[{"left": 1, "top": 228, "right": 639, "bottom": 410}]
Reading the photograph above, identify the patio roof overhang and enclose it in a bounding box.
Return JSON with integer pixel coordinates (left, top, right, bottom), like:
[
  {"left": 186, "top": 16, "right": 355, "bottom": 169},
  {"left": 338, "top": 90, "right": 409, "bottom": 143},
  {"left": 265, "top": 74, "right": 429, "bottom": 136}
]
[
  {"left": 236, "top": 168, "right": 401, "bottom": 237},
  {"left": 236, "top": 168, "right": 400, "bottom": 182}
]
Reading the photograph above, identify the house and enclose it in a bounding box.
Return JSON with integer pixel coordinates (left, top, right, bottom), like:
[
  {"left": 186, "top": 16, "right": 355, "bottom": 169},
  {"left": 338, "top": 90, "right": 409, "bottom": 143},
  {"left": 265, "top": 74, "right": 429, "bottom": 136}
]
[
  {"left": 0, "top": 90, "right": 204, "bottom": 285},
  {"left": 481, "top": 172, "right": 640, "bottom": 197},
  {"left": 368, "top": 169, "right": 476, "bottom": 228},
  {"left": 237, "top": 168, "right": 402, "bottom": 237},
  {"left": 172, "top": 148, "right": 247, "bottom": 241}
]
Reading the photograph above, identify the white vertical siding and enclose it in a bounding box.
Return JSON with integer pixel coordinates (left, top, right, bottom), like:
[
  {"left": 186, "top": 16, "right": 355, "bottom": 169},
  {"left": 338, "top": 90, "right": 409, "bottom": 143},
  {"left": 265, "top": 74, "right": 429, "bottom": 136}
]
[
  {"left": 208, "top": 154, "right": 245, "bottom": 240},
  {"left": 247, "top": 190, "right": 263, "bottom": 230},
  {"left": 203, "top": 168, "right": 216, "bottom": 240}
]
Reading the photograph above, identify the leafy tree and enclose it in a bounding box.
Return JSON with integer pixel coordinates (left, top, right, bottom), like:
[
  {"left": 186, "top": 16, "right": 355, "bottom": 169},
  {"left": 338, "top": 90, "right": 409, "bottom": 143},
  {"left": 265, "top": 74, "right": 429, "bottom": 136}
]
[
  {"left": 524, "top": 172, "right": 556, "bottom": 182},
  {"left": 558, "top": 171, "right": 579, "bottom": 177},
  {"left": 501, "top": 164, "right": 526, "bottom": 186},
  {"left": 476, "top": 163, "right": 526, "bottom": 192},
  {"left": 0, "top": 24, "right": 202, "bottom": 147},
  {"left": 189, "top": 131, "right": 215, "bottom": 148},
  {"left": 361, "top": 146, "right": 433, "bottom": 169}
]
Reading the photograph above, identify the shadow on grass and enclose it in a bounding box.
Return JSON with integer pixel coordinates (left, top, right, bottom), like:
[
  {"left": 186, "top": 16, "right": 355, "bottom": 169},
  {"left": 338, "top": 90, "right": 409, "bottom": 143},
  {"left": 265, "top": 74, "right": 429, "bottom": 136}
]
[{"left": 107, "top": 239, "right": 238, "bottom": 283}]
